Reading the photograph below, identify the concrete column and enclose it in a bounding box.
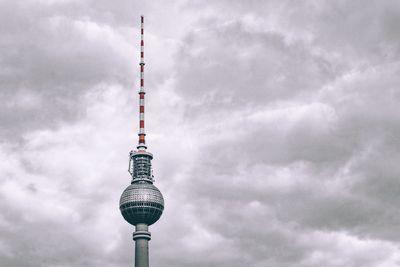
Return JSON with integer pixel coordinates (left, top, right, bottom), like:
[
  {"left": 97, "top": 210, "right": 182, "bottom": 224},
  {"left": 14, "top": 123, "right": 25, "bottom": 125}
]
[{"left": 133, "top": 223, "right": 151, "bottom": 267}]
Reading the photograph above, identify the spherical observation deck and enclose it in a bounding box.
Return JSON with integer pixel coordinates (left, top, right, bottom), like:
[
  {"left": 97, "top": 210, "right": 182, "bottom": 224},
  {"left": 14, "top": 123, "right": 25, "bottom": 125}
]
[{"left": 120, "top": 182, "right": 164, "bottom": 226}]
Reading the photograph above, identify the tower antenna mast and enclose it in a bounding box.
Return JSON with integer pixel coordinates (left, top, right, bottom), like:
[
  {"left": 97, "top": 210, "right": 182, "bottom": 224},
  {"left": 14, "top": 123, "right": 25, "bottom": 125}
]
[{"left": 138, "top": 15, "right": 146, "bottom": 150}]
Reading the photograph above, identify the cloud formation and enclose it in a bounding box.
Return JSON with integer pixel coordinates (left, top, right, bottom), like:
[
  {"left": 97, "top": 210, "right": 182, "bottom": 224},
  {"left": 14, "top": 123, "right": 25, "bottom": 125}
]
[{"left": 1, "top": 1, "right": 400, "bottom": 266}]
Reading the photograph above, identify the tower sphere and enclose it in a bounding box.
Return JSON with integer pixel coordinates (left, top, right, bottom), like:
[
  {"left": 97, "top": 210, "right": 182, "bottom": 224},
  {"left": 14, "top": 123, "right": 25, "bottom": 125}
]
[{"left": 120, "top": 182, "right": 164, "bottom": 226}]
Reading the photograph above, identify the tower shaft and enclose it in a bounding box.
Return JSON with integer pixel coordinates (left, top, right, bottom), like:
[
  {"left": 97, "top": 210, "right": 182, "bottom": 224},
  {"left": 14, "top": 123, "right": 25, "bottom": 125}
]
[{"left": 133, "top": 223, "right": 151, "bottom": 267}]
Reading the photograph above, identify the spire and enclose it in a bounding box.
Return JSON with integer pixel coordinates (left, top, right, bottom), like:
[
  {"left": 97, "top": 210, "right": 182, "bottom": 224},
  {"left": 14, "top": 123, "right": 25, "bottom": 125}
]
[
  {"left": 138, "top": 15, "right": 146, "bottom": 150},
  {"left": 128, "top": 15, "right": 154, "bottom": 183}
]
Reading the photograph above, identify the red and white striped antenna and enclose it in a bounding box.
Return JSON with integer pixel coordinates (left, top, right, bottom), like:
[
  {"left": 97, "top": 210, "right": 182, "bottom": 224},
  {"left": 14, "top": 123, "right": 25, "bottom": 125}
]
[{"left": 137, "top": 15, "right": 146, "bottom": 150}]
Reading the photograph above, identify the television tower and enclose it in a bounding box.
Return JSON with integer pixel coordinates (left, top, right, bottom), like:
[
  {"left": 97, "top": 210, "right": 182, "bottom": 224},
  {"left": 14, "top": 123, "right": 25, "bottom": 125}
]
[{"left": 120, "top": 16, "right": 164, "bottom": 267}]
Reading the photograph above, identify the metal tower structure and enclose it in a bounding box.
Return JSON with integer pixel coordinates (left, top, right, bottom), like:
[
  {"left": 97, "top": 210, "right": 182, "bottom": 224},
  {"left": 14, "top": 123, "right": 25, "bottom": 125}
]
[{"left": 120, "top": 16, "right": 164, "bottom": 267}]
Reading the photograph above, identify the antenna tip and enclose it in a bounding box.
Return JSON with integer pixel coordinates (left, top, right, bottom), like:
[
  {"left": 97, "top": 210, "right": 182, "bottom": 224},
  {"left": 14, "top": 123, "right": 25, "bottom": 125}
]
[{"left": 141, "top": 15, "right": 144, "bottom": 22}]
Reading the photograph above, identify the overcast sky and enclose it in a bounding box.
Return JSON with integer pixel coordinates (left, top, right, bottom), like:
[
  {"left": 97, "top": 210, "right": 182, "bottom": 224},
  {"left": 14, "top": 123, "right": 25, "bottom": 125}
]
[{"left": 1, "top": 0, "right": 400, "bottom": 266}]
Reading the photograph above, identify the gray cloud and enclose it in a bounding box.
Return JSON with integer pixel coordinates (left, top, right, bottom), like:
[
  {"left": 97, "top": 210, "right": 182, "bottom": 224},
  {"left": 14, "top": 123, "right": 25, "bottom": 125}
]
[{"left": 1, "top": 1, "right": 400, "bottom": 267}]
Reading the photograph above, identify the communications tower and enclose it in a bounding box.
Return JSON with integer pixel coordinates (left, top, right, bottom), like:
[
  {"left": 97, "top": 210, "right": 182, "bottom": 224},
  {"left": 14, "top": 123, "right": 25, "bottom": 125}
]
[{"left": 119, "top": 16, "right": 164, "bottom": 267}]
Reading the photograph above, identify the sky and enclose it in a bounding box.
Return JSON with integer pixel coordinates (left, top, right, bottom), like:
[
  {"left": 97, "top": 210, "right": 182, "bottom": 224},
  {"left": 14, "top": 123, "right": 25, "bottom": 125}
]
[{"left": 1, "top": 0, "right": 400, "bottom": 266}]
